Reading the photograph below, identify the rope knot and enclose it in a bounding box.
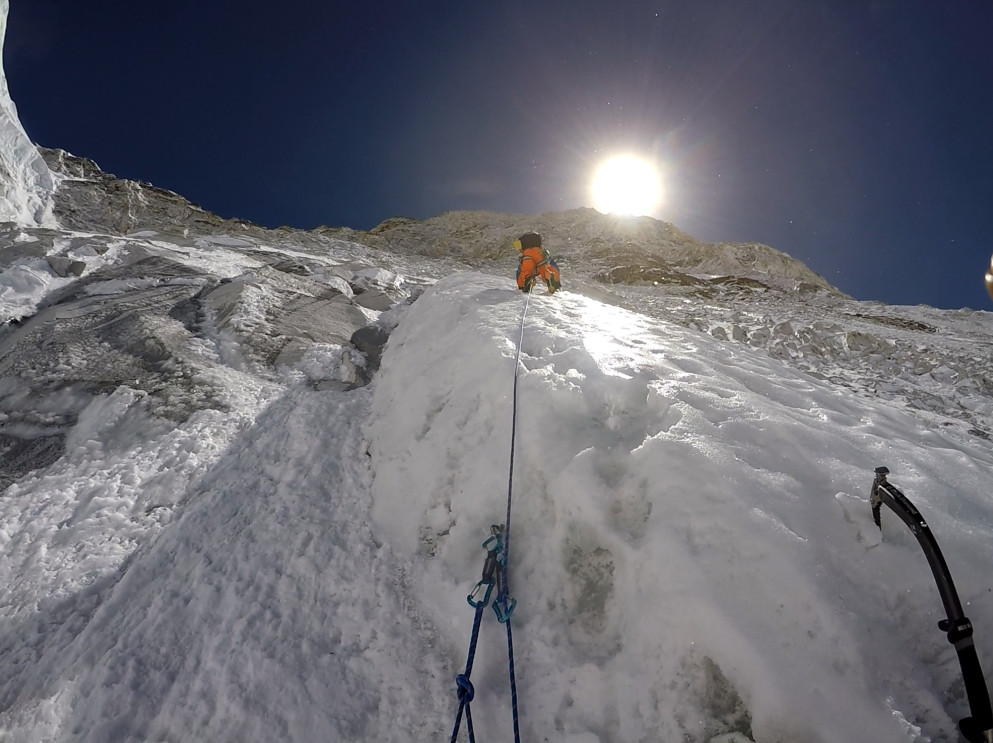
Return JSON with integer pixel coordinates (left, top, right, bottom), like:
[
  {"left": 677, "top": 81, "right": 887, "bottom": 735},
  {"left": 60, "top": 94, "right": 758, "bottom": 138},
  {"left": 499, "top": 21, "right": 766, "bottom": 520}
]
[{"left": 456, "top": 673, "right": 475, "bottom": 703}]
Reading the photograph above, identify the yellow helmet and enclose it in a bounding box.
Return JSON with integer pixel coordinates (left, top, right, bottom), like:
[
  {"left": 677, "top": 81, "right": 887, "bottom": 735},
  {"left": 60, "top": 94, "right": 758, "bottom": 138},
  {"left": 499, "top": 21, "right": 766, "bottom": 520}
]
[{"left": 512, "top": 238, "right": 523, "bottom": 251}]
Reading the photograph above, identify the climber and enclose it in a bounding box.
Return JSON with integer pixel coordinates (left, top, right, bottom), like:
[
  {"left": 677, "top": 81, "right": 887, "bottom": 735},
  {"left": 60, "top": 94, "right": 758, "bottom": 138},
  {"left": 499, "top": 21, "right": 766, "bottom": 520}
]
[{"left": 514, "top": 231, "right": 561, "bottom": 294}]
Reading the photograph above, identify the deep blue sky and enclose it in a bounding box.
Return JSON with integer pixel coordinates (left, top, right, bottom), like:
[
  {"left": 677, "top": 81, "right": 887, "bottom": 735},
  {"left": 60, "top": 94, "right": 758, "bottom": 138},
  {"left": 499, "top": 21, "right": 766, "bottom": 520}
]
[{"left": 6, "top": 1, "right": 993, "bottom": 309}]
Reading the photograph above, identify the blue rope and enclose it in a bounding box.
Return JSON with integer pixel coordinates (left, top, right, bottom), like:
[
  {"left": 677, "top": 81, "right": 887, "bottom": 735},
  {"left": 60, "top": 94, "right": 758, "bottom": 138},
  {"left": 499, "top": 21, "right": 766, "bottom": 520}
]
[
  {"left": 450, "top": 287, "right": 531, "bottom": 743},
  {"left": 505, "top": 617, "right": 521, "bottom": 742},
  {"left": 450, "top": 528, "right": 503, "bottom": 743},
  {"left": 502, "top": 285, "right": 531, "bottom": 583},
  {"left": 450, "top": 598, "right": 488, "bottom": 743},
  {"left": 497, "top": 286, "right": 531, "bottom": 743}
]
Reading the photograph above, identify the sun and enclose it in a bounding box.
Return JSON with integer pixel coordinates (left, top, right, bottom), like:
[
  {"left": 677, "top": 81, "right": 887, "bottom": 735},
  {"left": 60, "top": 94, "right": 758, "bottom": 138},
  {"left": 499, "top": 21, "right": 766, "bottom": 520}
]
[{"left": 590, "top": 155, "right": 662, "bottom": 217}]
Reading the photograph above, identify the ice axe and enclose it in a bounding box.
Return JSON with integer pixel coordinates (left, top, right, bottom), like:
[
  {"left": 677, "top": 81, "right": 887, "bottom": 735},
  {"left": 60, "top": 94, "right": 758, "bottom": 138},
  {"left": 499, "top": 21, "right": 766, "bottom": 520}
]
[{"left": 871, "top": 466, "right": 993, "bottom": 742}]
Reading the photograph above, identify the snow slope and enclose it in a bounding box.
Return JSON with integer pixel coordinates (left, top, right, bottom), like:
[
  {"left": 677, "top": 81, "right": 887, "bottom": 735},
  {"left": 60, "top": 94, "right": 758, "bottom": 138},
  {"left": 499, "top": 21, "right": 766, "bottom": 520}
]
[
  {"left": 367, "top": 275, "right": 993, "bottom": 742},
  {"left": 2, "top": 239, "right": 992, "bottom": 741},
  {"left": 2, "top": 0, "right": 991, "bottom": 728}
]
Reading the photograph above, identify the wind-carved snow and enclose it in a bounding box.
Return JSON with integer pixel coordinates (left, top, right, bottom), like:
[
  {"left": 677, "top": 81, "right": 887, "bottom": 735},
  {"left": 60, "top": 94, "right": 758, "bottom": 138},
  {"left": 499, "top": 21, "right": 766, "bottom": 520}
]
[{"left": 0, "top": 0, "right": 56, "bottom": 227}]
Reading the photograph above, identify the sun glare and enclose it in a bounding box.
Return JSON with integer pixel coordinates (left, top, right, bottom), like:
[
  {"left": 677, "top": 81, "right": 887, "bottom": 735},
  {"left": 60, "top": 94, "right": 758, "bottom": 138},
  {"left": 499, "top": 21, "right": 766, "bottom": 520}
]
[{"left": 590, "top": 155, "right": 662, "bottom": 217}]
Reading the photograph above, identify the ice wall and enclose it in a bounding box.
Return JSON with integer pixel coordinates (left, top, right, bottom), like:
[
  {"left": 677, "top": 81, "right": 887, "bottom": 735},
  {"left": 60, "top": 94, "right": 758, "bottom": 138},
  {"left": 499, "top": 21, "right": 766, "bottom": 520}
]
[{"left": 0, "top": 0, "right": 55, "bottom": 226}]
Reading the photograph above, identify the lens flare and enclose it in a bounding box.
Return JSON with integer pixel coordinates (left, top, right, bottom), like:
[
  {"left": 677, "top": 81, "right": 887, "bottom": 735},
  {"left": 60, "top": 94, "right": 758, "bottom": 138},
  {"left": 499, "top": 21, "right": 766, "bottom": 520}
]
[
  {"left": 590, "top": 155, "right": 662, "bottom": 216},
  {"left": 986, "top": 252, "right": 993, "bottom": 301}
]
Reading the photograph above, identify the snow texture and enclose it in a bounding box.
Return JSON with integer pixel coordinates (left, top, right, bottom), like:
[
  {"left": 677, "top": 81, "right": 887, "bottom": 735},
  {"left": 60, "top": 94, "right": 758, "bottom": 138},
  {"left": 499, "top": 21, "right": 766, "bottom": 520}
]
[
  {"left": 2, "top": 228, "right": 992, "bottom": 741},
  {"left": 0, "top": 0, "right": 56, "bottom": 227},
  {"left": 1, "top": 3, "right": 993, "bottom": 737}
]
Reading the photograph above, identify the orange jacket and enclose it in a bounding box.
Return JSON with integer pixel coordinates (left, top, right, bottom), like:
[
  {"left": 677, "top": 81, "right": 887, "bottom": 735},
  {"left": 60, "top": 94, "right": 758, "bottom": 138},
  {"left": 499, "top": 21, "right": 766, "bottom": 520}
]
[{"left": 517, "top": 246, "right": 561, "bottom": 292}]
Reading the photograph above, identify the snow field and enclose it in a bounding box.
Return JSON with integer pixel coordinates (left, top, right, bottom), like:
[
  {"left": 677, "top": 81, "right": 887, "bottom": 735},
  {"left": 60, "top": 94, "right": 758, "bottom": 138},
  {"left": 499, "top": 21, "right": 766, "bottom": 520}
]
[
  {"left": 367, "top": 274, "right": 993, "bottom": 742},
  {"left": 1, "top": 260, "right": 991, "bottom": 741}
]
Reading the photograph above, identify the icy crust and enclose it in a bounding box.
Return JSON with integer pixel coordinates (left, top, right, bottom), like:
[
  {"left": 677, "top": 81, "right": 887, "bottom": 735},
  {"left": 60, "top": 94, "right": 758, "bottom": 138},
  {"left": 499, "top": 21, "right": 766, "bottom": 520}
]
[
  {"left": 366, "top": 274, "right": 993, "bottom": 743},
  {"left": 0, "top": 385, "right": 451, "bottom": 743},
  {"left": 0, "top": 0, "right": 56, "bottom": 227},
  {"left": 622, "top": 285, "right": 993, "bottom": 444},
  {"left": 0, "top": 224, "right": 434, "bottom": 492},
  {"left": 0, "top": 224, "right": 991, "bottom": 742}
]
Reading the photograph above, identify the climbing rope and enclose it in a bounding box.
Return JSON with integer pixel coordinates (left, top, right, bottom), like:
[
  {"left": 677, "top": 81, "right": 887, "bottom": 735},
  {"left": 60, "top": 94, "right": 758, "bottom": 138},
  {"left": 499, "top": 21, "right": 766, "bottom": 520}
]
[
  {"left": 449, "top": 527, "right": 502, "bottom": 743},
  {"left": 449, "top": 286, "right": 532, "bottom": 743},
  {"left": 497, "top": 284, "right": 532, "bottom": 618}
]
